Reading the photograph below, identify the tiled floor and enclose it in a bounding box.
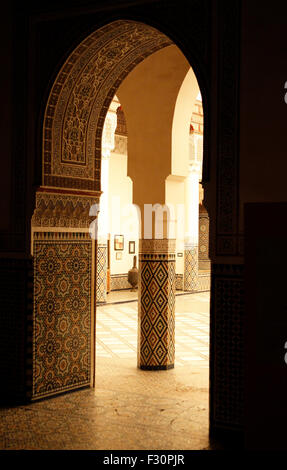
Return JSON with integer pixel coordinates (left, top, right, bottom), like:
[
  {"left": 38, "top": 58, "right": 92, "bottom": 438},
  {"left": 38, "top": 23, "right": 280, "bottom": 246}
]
[
  {"left": 97, "top": 291, "right": 209, "bottom": 368},
  {"left": 0, "top": 292, "right": 212, "bottom": 450}
]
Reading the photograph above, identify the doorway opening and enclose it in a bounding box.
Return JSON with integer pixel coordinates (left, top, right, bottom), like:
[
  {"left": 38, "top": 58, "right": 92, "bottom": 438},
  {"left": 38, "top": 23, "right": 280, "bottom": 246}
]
[
  {"left": 94, "top": 43, "right": 210, "bottom": 448},
  {"left": 33, "top": 19, "right": 211, "bottom": 448}
]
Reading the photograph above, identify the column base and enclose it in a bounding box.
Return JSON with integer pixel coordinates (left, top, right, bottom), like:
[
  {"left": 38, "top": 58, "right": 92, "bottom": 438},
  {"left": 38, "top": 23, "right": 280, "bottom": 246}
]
[{"left": 140, "top": 364, "right": 174, "bottom": 371}]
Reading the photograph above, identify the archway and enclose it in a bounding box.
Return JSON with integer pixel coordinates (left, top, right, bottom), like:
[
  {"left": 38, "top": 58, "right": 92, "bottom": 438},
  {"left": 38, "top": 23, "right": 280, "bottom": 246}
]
[
  {"left": 94, "top": 88, "right": 210, "bottom": 434},
  {"left": 32, "top": 20, "right": 208, "bottom": 402}
]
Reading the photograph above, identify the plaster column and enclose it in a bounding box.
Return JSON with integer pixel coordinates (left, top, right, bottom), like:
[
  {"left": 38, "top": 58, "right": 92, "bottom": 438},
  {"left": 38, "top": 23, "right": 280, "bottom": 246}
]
[
  {"left": 96, "top": 104, "right": 117, "bottom": 303},
  {"left": 184, "top": 160, "right": 201, "bottom": 292}
]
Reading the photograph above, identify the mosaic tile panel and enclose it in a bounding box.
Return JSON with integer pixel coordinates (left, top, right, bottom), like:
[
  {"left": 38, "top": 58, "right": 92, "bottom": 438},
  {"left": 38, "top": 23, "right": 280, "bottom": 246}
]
[
  {"left": 175, "top": 273, "right": 184, "bottom": 291},
  {"left": 96, "top": 244, "right": 107, "bottom": 303},
  {"left": 184, "top": 245, "right": 198, "bottom": 292},
  {"left": 43, "top": 20, "right": 172, "bottom": 191},
  {"left": 32, "top": 232, "right": 93, "bottom": 400},
  {"left": 110, "top": 274, "right": 131, "bottom": 291},
  {"left": 138, "top": 239, "right": 175, "bottom": 370},
  {"left": 199, "top": 213, "right": 210, "bottom": 271},
  {"left": 198, "top": 272, "right": 211, "bottom": 292}
]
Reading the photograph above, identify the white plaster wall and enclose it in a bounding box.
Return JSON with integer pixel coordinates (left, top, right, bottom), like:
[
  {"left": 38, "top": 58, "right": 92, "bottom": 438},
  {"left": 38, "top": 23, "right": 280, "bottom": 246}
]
[
  {"left": 165, "top": 176, "right": 185, "bottom": 274},
  {"left": 108, "top": 150, "right": 139, "bottom": 275}
]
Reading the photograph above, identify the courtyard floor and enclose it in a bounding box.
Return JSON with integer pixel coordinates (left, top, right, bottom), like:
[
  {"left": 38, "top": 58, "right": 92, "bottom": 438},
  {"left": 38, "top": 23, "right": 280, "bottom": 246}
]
[{"left": 0, "top": 292, "right": 212, "bottom": 450}]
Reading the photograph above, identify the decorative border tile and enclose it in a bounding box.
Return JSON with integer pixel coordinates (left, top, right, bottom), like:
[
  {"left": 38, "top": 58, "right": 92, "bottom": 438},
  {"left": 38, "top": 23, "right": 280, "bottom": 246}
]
[{"left": 216, "top": 0, "right": 241, "bottom": 256}]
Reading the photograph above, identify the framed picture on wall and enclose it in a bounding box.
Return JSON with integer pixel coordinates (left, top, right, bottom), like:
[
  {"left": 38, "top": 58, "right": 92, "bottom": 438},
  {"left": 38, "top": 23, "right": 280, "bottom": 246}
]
[
  {"left": 114, "top": 235, "right": 124, "bottom": 251},
  {"left": 129, "top": 241, "right": 135, "bottom": 254},
  {"left": 116, "top": 252, "right": 122, "bottom": 260}
]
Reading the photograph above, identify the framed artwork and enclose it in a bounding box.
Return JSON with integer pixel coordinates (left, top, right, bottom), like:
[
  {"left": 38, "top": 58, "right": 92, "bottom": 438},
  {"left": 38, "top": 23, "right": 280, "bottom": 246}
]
[
  {"left": 116, "top": 252, "right": 122, "bottom": 260},
  {"left": 129, "top": 241, "right": 135, "bottom": 254},
  {"left": 114, "top": 235, "right": 124, "bottom": 251}
]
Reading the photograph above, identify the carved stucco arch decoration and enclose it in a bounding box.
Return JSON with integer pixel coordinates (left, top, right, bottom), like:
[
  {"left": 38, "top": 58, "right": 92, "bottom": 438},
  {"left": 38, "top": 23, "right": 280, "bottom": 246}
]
[{"left": 42, "top": 20, "right": 172, "bottom": 192}]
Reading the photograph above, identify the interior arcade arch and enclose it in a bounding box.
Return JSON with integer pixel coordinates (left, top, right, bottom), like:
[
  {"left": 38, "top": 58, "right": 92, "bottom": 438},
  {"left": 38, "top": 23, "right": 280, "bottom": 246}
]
[{"left": 31, "top": 20, "right": 208, "bottom": 403}]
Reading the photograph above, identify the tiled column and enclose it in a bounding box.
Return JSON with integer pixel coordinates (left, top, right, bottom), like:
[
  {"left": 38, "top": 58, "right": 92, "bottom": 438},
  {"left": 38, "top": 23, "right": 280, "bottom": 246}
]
[
  {"left": 184, "top": 243, "right": 198, "bottom": 291},
  {"left": 138, "top": 239, "right": 175, "bottom": 370},
  {"left": 184, "top": 161, "right": 201, "bottom": 292}
]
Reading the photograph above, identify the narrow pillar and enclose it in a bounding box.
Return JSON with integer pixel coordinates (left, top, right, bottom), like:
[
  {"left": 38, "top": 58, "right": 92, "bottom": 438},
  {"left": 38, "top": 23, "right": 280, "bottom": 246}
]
[
  {"left": 184, "top": 243, "right": 198, "bottom": 292},
  {"left": 96, "top": 239, "right": 108, "bottom": 303},
  {"left": 138, "top": 239, "right": 176, "bottom": 370},
  {"left": 184, "top": 161, "right": 201, "bottom": 292}
]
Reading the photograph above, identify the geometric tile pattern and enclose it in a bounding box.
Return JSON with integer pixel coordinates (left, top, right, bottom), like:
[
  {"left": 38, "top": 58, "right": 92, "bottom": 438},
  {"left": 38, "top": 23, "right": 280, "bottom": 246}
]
[
  {"left": 43, "top": 20, "right": 172, "bottom": 191},
  {"left": 110, "top": 274, "right": 131, "bottom": 291},
  {"left": 138, "top": 239, "right": 175, "bottom": 370},
  {"left": 177, "top": 271, "right": 210, "bottom": 293},
  {"left": 184, "top": 245, "right": 198, "bottom": 292},
  {"left": 176, "top": 272, "right": 210, "bottom": 293},
  {"left": 199, "top": 213, "right": 210, "bottom": 271},
  {"left": 96, "top": 244, "right": 107, "bottom": 303},
  {"left": 32, "top": 232, "right": 92, "bottom": 400},
  {"left": 210, "top": 264, "right": 244, "bottom": 431},
  {"left": 198, "top": 272, "right": 211, "bottom": 292}
]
